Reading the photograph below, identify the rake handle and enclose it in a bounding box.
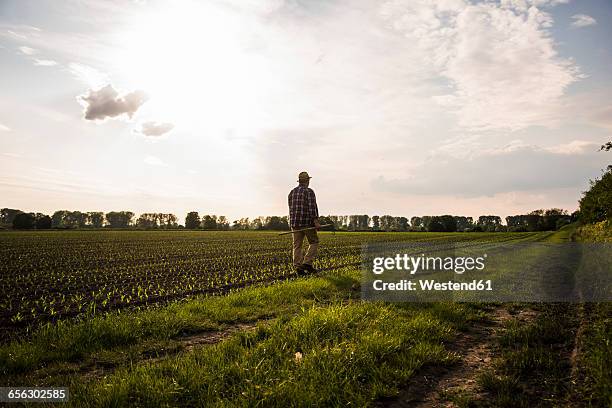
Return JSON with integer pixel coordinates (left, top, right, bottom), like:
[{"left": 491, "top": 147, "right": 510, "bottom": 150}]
[{"left": 277, "top": 224, "right": 334, "bottom": 236}]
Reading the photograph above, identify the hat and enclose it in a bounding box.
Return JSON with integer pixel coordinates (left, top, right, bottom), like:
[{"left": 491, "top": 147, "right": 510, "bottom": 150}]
[{"left": 298, "top": 171, "right": 312, "bottom": 182}]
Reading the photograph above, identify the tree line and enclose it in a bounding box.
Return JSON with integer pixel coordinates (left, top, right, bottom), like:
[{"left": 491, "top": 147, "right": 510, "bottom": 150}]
[{"left": 1, "top": 208, "right": 575, "bottom": 232}]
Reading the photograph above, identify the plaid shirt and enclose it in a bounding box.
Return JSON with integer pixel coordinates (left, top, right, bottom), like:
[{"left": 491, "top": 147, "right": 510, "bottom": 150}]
[{"left": 288, "top": 185, "right": 319, "bottom": 229}]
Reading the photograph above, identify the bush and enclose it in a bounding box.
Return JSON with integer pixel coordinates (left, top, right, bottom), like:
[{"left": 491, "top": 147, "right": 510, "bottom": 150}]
[{"left": 579, "top": 169, "right": 612, "bottom": 224}]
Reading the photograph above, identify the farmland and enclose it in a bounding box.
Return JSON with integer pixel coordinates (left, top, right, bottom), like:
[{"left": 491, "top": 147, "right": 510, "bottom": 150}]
[
  {"left": 0, "top": 230, "right": 547, "bottom": 335},
  {"left": 0, "top": 229, "right": 608, "bottom": 407}
]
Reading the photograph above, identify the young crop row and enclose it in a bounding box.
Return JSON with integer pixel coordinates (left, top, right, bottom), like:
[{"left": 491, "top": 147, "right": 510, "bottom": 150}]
[{"left": 0, "top": 230, "right": 546, "bottom": 338}]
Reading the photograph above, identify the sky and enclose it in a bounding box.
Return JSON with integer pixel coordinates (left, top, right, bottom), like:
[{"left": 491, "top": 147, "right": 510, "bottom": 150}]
[{"left": 0, "top": 0, "right": 610, "bottom": 223}]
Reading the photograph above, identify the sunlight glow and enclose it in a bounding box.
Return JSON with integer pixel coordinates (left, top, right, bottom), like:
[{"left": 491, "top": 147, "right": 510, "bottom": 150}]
[{"left": 113, "top": 1, "right": 274, "bottom": 131}]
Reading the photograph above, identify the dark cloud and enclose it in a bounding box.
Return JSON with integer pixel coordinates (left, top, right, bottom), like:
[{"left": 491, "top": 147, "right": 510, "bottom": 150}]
[
  {"left": 79, "top": 84, "right": 147, "bottom": 121},
  {"left": 372, "top": 144, "right": 609, "bottom": 197},
  {"left": 136, "top": 121, "right": 174, "bottom": 137}
]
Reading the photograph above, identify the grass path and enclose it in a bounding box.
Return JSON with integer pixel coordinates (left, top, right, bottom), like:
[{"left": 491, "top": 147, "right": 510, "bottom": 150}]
[{"left": 378, "top": 226, "right": 602, "bottom": 407}]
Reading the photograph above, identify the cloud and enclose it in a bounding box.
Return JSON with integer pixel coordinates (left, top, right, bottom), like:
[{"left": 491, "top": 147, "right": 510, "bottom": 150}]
[
  {"left": 143, "top": 155, "right": 168, "bottom": 167},
  {"left": 68, "top": 62, "right": 109, "bottom": 88},
  {"left": 379, "top": 0, "right": 579, "bottom": 131},
  {"left": 33, "top": 59, "right": 58, "bottom": 66},
  {"left": 372, "top": 141, "right": 608, "bottom": 197},
  {"left": 7, "top": 30, "right": 27, "bottom": 40},
  {"left": 571, "top": 14, "right": 596, "bottom": 28},
  {"left": 18, "top": 45, "right": 37, "bottom": 55},
  {"left": 15, "top": 44, "right": 58, "bottom": 67},
  {"left": 79, "top": 84, "right": 148, "bottom": 121},
  {"left": 0, "top": 122, "right": 10, "bottom": 132},
  {"left": 545, "top": 140, "right": 600, "bottom": 155},
  {"left": 136, "top": 121, "right": 175, "bottom": 137}
]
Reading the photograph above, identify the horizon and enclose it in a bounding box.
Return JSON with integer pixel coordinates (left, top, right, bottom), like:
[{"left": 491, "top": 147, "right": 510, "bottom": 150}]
[{"left": 1, "top": 0, "right": 611, "bottom": 221}]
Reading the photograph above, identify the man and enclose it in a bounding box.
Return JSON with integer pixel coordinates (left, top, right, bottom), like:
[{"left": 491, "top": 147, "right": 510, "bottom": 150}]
[{"left": 288, "top": 171, "right": 321, "bottom": 273}]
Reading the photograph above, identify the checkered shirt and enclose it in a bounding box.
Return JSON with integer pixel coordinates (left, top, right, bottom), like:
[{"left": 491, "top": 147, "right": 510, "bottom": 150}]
[{"left": 288, "top": 185, "right": 319, "bottom": 229}]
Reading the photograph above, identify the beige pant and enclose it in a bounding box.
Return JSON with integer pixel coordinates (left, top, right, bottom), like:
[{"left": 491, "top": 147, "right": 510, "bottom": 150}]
[{"left": 292, "top": 229, "right": 319, "bottom": 267}]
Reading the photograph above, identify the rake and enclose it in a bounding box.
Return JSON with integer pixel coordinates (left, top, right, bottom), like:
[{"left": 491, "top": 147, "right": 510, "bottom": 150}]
[{"left": 277, "top": 224, "right": 334, "bottom": 236}]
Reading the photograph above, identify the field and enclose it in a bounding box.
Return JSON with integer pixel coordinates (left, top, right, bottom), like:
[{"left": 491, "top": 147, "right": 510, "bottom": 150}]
[
  {"left": 0, "top": 230, "right": 544, "bottom": 335},
  {"left": 0, "top": 230, "right": 609, "bottom": 406}
]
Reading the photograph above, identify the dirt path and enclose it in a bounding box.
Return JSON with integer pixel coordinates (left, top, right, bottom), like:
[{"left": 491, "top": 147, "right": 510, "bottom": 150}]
[
  {"left": 380, "top": 306, "right": 538, "bottom": 408},
  {"left": 25, "top": 321, "right": 262, "bottom": 384}
]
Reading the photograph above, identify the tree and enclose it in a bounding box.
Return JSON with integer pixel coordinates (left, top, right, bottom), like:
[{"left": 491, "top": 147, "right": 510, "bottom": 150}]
[
  {"left": 217, "top": 216, "right": 229, "bottom": 230},
  {"left": 454, "top": 216, "right": 473, "bottom": 232},
  {"left": 185, "top": 212, "right": 200, "bottom": 229},
  {"left": 137, "top": 213, "right": 157, "bottom": 228},
  {"left": 426, "top": 216, "right": 445, "bottom": 232},
  {"left": 506, "top": 215, "right": 528, "bottom": 232},
  {"left": 51, "top": 210, "right": 69, "bottom": 228},
  {"left": 371, "top": 215, "right": 380, "bottom": 231},
  {"left": 68, "top": 211, "right": 88, "bottom": 228},
  {"left": 318, "top": 216, "right": 335, "bottom": 230},
  {"left": 348, "top": 215, "right": 359, "bottom": 231},
  {"left": 1, "top": 208, "right": 22, "bottom": 225},
  {"left": 232, "top": 218, "right": 250, "bottom": 230},
  {"left": 13, "top": 212, "right": 36, "bottom": 229},
  {"left": 396, "top": 217, "right": 409, "bottom": 231},
  {"left": 35, "top": 214, "right": 52, "bottom": 229},
  {"left": 202, "top": 215, "right": 218, "bottom": 230},
  {"left": 525, "top": 212, "right": 542, "bottom": 232},
  {"left": 477, "top": 215, "right": 502, "bottom": 232},
  {"left": 249, "top": 217, "right": 264, "bottom": 230},
  {"left": 601, "top": 141, "right": 612, "bottom": 151},
  {"left": 379, "top": 215, "right": 395, "bottom": 231},
  {"left": 439, "top": 215, "right": 457, "bottom": 232},
  {"left": 579, "top": 168, "right": 612, "bottom": 224},
  {"left": 88, "top": 212, "right": 105, "bottom": 228},
  {"left": 542, "top": 208, "right": 568, "bottom": 231},
  {"left": 264, "top": 216, "right": 289, "bottom": 230},
  {"left": 105, "top": 211, "right": 134, "bottom": 228},
  {"left": 410, "top": 217, "right": 423, "bottom": 231},
  {"left": 160, "top": 213, "right": 178, "bottom": 228}
]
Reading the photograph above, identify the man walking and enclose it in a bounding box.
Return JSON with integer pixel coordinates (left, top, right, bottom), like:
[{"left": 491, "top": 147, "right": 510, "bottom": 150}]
[{"left": 288, "top": 171, "right": 321, "bottom": 273}]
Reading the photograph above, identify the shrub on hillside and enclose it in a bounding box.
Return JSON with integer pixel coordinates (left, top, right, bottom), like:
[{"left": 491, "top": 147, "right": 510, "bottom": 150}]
[{"left": 579, "top": 168, "right": 612, "bottom": 224}]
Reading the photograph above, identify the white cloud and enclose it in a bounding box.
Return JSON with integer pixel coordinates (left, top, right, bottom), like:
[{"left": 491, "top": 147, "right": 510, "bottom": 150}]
[
  {"left": 571, "top": 14, "right": 596, "bottom": 28},
  {"left": 0, "top": 122, "right": 10, "bottom": 132},
  {"left": 144, "top": 155, "right": 168, "bottom": 167},
  {"left": 135, "top": 121, "right": 174, "bottom": 137},
  {"left": 68, "top": 62, "right": 109, "bottom": 88},
  {"left": 33, "top": 59, "right": 58, "bottom": 66},
  {"left": 6, "top": 30, "right": 27, "bottom": 40},
  {"left": 380, "top": 0, "right": 579, "bottom": 131},
  {"left": 78, "top": 84, "right": 148, "bottom": 121},
  {"left": 545, "top": 140, "right": 600, "bottom": 155},
  {"left": 18, "top": 45, "right": 37, "bottom": 55}
]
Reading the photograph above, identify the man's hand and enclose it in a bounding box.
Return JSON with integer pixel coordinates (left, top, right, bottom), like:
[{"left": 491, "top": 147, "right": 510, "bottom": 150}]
[{"left": 314, "top": 219, "right": 321, "bottom": 230}]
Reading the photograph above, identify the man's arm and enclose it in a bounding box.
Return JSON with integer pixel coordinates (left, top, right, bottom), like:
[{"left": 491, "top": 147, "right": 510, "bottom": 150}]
[{"left": 308, "top": 189, "right": 320, "bottom": 228}]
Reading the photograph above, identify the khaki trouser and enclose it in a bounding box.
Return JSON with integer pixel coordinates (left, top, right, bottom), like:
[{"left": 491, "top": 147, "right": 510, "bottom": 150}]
[{"left": 292, "top": 229, "right": 319, "bottom": 267}]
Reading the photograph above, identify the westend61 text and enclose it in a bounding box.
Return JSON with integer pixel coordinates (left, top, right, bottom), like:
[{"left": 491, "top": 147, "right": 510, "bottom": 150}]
[
  {"left": 372, "top": 279, "right": 493, "bottom": 291},
  {"left": 372, "top": 254, "right": 487, "bottom": 275}
]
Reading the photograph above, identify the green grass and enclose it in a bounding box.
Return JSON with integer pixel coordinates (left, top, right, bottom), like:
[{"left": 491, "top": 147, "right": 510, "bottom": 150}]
[
  {"left": 476, "top": 304, "right": 577, "bottom": 407},
  {"left": 3, "top": 228, "right": 607, "bottom": 407},
  {"left": 68, "top": 301, "right": 478, "bottom": 407},
  {"left": 577, "top": 303, "right": 612, "bottom": 407},
  {"left": 1, "top": 266, "right": 486, "bottom": 407},
  {"left": 0, "top": 268, "right": 359, "bottom": 379},
  {"left": 571, "top": 222, "right": 612, "bottom": 407}
]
